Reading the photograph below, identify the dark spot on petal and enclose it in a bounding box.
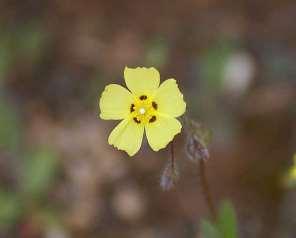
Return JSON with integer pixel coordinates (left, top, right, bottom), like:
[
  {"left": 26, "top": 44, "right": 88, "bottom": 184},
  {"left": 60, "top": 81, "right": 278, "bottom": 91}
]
[
  {"left": 133, "top": 117, "right": 141, "bottom": 124},
  {"left": 149, "top": 115, "right": 156, "bottom": 123},
  {"left": 130, "top": 104, "right": 135, "bottom": 112},
  {"left": 152, "top": 101, "right": 158, "bottom": 110},
  {"left": 139, "top": 95, "right": 147, "bottom": 100}
]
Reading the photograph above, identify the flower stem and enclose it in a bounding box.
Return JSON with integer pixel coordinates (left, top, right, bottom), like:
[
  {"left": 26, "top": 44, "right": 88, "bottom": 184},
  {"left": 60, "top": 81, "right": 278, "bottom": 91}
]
[
  {"left": 170, "top": 140, "right": 175, "bottom": 171},
  {"left": 198, "top": 159, "right": 217, "bottom": 221}
]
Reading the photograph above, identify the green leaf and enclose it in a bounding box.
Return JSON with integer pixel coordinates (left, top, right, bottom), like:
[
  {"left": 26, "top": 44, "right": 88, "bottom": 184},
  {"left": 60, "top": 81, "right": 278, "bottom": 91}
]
[
  {"left": 0, "top": 191, "right": 22, "bottom": 227},
  {"left": 201, "top": 219, "right": 221, "bottom": 238},
  {"left": 200, "top": 200, "right": 238, "bottom": 238},
  {"left": 217, "top": 201, "right": 238, "bottom": 238},
  {"left": 21, "top": 148, "right": 58, "bottom": 199}
]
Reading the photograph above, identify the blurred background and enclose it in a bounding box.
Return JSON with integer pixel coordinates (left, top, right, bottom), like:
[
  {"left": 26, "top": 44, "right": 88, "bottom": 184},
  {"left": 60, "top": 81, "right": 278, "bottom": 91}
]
[{"left": 0, "top": 0, "right": 296, "bottom": 237}]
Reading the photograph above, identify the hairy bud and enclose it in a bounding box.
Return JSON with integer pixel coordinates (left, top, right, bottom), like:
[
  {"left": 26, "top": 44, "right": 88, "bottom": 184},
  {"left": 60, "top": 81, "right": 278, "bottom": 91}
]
[
  {"left": 186, "top": 134, "right": 209, "bottom": 161},
  {"left": 160, "top": 160, "right": 179, "bottom": 191},
  {"left": 183, "top": 116, "right": 211, "bottom": 162}
]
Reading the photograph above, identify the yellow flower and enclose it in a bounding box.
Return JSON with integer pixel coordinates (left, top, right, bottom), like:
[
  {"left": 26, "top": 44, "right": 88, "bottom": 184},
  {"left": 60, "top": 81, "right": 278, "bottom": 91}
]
[{"left": 99, "top": 66, "right": 186, "bottom": 156}]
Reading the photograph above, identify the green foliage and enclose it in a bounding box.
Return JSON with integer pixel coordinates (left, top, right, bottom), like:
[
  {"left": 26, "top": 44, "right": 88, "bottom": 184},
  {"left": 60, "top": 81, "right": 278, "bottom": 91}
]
[
  {"left": 217, "top": 201, "right": 237, "bottom": 238},
  {"left": 21, "top": 148, "right": 59, "bottom": 199},
  {"left": 201, "top": 219, "right": 220, "bottom": 238},
  {"left": 15, "top": 24, "right": 47, "bottom": 62},
  {"left": 0, "top": 98, "right": 21, "bottom": 151},
  {"left": 0, "top": 146, "right": 59, "bottom": 228},
  {"left": 200, "top": 39, "right": 235, "bottom": 91},
  {"left": 145, "top": 37, "right": 168, "bottom": 67},
  {"left": 201, "top": 200, "right": 238, "bottom": 238},
  {"left": 0, "top": 23, "right": 46, "bottom": 82},
  {"left": 0, "top": 191, "right": 22, "bottom": 227}
]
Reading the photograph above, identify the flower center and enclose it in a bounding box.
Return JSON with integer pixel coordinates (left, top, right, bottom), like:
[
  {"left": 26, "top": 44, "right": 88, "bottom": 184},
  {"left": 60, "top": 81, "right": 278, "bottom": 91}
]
[
  {"left": 130, "top": 95, "right": 158, "bottom": 124},
  {"left": 139, "top": 108, "right": 146, "bottom": 115}
]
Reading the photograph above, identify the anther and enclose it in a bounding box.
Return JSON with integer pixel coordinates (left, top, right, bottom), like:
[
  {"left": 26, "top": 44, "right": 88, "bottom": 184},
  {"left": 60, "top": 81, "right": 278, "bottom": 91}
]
[
  {"left": 149, "top": 115, "right": 156, "bottom": 123},
  {"left": 139, "top": 95, "right": 147, "bottom": 100},
  {"left": 130, "top": 104, "right": 135, "bottom": 112},
  {"left": 152, "top": 101, "right": 158, "bottom": 110},
  {"left": 133, "top": 117, "right": 141, "bottom": 124}
]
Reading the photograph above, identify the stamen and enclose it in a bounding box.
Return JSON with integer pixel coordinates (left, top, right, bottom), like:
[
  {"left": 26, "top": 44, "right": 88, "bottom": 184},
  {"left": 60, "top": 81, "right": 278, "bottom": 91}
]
[
  {"left": 139, "top": 95, "right": 147, "bottom": 100},
  {"left": 133, "top": 117, "right": 141, "bottom": 124},
  {"left": 149, "top": 115, "right": 156, "bottom": 123},
  {"left": 139, "top": 108, "right": 146, "bottom": 115},
  {"left": 152, "top": 101, "right": 158, "bottom": 110},
  {"left": 130, "top": 104, "right": 135, "bottom": 112}
]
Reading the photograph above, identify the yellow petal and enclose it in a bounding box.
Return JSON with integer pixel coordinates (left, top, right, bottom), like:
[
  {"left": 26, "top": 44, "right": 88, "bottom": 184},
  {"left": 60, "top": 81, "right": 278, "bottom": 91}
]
[
  {"left": 124, "top": 66, "right": 160, "bottom": 95},
  {"left": 108, "top": 119, "right": 144, "bottom": 156},
  {"left": 99, "top": 84, "right": 133, "bottom": 120},
  {"left": 154, "top": 79, "right": 186, "bottom": 117},
  {"left": 145, "top": 116, "right": 181, "bottom": 151}
]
